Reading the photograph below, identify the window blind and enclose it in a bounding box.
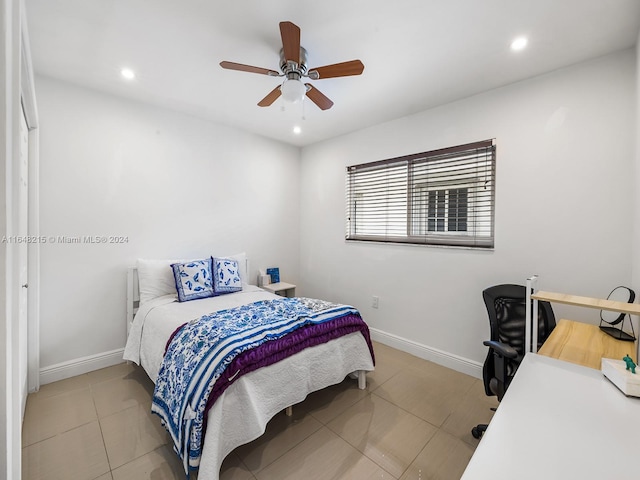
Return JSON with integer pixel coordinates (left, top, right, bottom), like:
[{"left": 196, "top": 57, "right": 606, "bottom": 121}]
[{"left": 345, "top": 140, "right": 496, "bottom": 248}]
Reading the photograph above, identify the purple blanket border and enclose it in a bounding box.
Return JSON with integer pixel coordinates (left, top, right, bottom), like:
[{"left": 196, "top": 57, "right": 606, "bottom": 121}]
[{"left": 165, "top": 313, "right": 375, "bottom": 435}]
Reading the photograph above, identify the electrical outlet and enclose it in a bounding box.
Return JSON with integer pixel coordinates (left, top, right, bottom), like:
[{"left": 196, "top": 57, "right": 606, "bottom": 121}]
[{"left": 372, "top": 296, "right": 379, "bottom": 309}]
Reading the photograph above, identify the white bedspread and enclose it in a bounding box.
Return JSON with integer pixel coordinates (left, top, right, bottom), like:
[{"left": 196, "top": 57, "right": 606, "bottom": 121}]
[{"left": 123, "top": 286, "right": 374, "bottom": 480}]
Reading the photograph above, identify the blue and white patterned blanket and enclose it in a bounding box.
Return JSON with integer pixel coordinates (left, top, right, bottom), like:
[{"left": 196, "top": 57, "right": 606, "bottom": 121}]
[{"left": 151, "top": 297, "right": 360, "bottom": 474}]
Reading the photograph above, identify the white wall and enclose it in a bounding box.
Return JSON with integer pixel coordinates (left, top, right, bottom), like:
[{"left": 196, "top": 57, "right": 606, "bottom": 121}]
[
  {"left": 299, "top": 50, "right": 636, "bottom": 374},
  {"left": 37, "top": 76, "right": 301, "bottom": 372},
  {"left": 35, "top": 47, "right": 638, "bottom": 379},
  {"left": 633, "top": 37, "right": 640, "bottom": 359},
  {"left": 634, "top": 39, "right": 640, "bottom": 289}
]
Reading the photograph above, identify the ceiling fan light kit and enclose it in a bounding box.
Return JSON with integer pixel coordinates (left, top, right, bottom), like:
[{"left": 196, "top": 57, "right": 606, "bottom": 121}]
[
  {"left": 220, "top": 21, "right": 364, "bottom": 110},
  {"left": 281, "top": 78, "right": 306, "bottom": 103}
]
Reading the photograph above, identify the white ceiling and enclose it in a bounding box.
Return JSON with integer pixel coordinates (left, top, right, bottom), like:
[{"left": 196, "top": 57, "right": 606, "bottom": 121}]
[{"left": 25, "top": 0, "right": 640, "bottom": 147}]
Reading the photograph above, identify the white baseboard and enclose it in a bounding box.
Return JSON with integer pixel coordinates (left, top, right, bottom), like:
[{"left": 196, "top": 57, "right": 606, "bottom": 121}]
[
  {"left": 370, "top": 328, "right": 483, "bottom": 379},
  {"left": 39, "top": 348, "right": 126, "bottom": 385},
  {"left": 38, "top": 334, "right": 481, "bottom": 386}
]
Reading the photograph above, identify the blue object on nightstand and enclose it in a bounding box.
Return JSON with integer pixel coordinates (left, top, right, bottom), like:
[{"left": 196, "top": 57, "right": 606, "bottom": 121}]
[{"left": 266, "top": 267, "right": 280, "bottom": 283}]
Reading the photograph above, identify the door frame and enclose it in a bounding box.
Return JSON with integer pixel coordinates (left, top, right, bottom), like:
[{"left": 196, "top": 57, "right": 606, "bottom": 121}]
[
  {"left": 2, "top": 1, "right": 39, "bottom": 477},
  {"left": 20, "top": 2, "right": 39, "bottom": 394}
]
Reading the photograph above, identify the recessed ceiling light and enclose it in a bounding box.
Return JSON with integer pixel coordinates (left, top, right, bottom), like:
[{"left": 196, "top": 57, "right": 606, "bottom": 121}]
[
  {"left": 121, "top": 68, "right": 135, "bottom": 80},
  {"left": 511, "top": 36, "right": 528, "bottom": 51},
  {"left": 293, "top": 126, "right": 301, "bottom": 135}
]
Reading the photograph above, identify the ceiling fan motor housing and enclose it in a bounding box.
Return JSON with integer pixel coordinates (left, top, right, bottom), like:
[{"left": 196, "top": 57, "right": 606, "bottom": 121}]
[{"left": 280, "top": 46, "right": 308, "bottom": 76}]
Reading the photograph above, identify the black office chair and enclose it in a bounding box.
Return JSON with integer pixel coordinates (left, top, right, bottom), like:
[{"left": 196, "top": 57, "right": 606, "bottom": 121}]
[{"left": 471, "top": 284, "right": 556, "bottom": 439}]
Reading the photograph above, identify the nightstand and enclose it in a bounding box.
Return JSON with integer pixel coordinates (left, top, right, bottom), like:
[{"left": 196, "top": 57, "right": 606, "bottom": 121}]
[{"left": 262, "top": 282, "right": 296, "bottom": 297}]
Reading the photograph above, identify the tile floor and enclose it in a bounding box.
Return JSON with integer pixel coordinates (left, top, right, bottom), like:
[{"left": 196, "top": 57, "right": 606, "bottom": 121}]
[{"left": 22, "top": 342, "right": 497, "bottom": 480}]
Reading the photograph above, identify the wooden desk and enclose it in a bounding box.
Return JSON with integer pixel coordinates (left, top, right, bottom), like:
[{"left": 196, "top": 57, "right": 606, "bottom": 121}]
[
  {"left": 532, "top": 291, "right": 640, "bottom": 315},
  {"left": 529, "top": 290, "right": 639, "bottom": 360},
  {"left": 461, "top": 354, "right": 640, "bottom": 480},
  {"left": 538, "top": 319, "right": 636, "bottom": 369}
]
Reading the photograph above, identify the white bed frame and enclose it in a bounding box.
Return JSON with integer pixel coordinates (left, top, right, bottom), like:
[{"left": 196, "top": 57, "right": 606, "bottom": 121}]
[
  {"left": 126, "top": 266, "right": 140, "bottom": 338},
  {"left": 125, "top": 265, "right": 367, "bottom": 389},
  {"left": 125, "top": 264, "right": 371, "bottom": 477}
]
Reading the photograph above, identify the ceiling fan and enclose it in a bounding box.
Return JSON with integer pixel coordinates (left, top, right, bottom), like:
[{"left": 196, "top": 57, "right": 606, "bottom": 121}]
[{"left": 220, "top": 21, "right": 364, "bottom": 110}]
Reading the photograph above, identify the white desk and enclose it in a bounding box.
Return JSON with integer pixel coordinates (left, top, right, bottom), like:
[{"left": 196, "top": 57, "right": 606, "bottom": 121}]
[{"left": 461, "top": 354, "right": 640, "bottom": 479}]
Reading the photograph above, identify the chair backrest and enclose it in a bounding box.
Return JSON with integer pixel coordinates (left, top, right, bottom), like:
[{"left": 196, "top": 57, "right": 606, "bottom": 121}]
[{"left": 483, "top": 284, "right": 556, "bottom": 357}]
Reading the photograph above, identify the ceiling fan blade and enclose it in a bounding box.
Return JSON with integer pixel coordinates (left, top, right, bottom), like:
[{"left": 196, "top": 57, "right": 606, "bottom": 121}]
[
  {"left": 258, "top": 85, "right": 282, "bottom": 107},
  {"left": 308, "top": 60, "right": 365, "bottom": 79},
  {"left": 279, "top": 21, "right": 301, "bottom": 64},
  {"left": 305, "top": 84, "right": 334, "bottom": 110},
  {"left": 220, "top": 61, "right": 279, "bottom": 76}
]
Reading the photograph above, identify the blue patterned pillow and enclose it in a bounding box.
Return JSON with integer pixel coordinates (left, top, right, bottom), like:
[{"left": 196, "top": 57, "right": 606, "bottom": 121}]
[
  {"left": 171, "top": 258, "right": 214, "bottom": 302},
  {"left": 212, "top": 257, "right": 243, "bottom": 294}
]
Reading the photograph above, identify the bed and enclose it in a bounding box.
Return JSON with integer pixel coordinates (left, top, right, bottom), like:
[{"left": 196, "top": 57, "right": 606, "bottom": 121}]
[{"left": 122, "top": 255, "right": 375, "bottom": 480}]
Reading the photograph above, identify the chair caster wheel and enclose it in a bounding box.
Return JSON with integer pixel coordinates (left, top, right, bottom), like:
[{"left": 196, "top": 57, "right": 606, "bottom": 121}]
[{"left": 471, "top": 427, "right": 481, "bottom": 439}]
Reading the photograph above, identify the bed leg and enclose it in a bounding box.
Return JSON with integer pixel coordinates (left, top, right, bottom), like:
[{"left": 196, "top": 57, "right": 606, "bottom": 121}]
[
  {"left": 285, "top": 406, "right": 293, "bottom": 417},
  {"left": 358, "top": 370, "right": 366, "bottom": 390}
]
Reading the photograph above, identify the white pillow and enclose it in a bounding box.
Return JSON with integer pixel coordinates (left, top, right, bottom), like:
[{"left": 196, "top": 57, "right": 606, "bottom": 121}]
[
  {"left": 137, "top": 252, "right": 248, "bottom": 304},
  {"left": 212, "top": 257, "right": 243, "bottom": 294},
  {"left": 216, "top": 252, "right": 248, "bottom": 285},
  {"left": 171, "top": 258, "right": 214, "bottom": 302},
  {"left": 137, "top": 258, "right": 183, "bottom": 305}
]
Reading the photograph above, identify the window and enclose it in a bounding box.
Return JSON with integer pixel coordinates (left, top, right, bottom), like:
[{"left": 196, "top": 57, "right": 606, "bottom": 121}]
[
  {"left": 345, "top": 140, "right": 495, "bottom": 248},
  {"left": 414, "top": 187, "right": 468, "bottom": 234}
]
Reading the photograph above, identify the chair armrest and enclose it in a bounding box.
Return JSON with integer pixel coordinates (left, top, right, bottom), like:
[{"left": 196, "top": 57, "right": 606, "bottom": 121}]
[{"left": 483, "top": 340, "right": 518, "bottom": 359}]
